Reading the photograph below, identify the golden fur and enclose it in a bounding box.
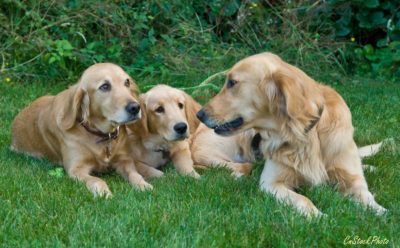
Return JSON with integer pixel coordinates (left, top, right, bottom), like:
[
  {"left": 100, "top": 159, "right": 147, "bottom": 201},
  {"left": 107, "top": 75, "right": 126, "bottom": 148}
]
[
  {"left": 198, "top": 52, "right": 386, "bottom": 217},
  {"left": 128, "top": 85, "right": 201, "bottom": 179},
  {"left": 11, "top": 63, "right": 151, "bottom": 197},
  {"left": 190, "top": 126, "right": 380, "bottom": 178},
  {"left": 190, "top": 125, "right": 258, "bottom": 177}
]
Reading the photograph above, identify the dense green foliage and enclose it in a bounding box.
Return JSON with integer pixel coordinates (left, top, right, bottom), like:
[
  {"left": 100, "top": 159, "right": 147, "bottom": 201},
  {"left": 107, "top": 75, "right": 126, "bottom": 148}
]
[{"left": 1, "top": 0, "right": 399, "bottom": 83}]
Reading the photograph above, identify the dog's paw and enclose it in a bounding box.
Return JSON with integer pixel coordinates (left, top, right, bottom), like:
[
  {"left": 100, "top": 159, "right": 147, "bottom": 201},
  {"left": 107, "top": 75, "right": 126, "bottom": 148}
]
[
  {"left": 188, "top": 170, "right": 201, "bottom": 179},
  {"left": 303, "top": 208, "right": 325, "bottom": 220},
  {"left": 237, "top": 163, "right": 253, "bottom": 176},
  {"left": 134, "top": 181, "right": 153, "bottom": 191},
  {"left": 88, "top": 180, "right": 112, "bottom": 198},
  {"left": 231, "top": 171, "right": 245, "bottom": 179},
  {"left": 373, "top": 205, "right": 388, "bottom": 216},
  {"left": 151, "top": 169, "right": 164, "bottom": 178}
]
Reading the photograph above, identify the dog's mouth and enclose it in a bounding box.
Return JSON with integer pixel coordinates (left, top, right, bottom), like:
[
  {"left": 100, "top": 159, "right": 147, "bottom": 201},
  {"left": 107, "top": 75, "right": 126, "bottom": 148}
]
[
  {"left": 165, "top": 133, "right": 188, "bottom": 142},
  {"left": 112, "top": 115, "right": 140, "bottom": 126},
  {"left": 197, "top": 108, "right": 244, "bottom": 136},
  {"left": 213, "top": 117, "right": 244, "bottom": 136}
]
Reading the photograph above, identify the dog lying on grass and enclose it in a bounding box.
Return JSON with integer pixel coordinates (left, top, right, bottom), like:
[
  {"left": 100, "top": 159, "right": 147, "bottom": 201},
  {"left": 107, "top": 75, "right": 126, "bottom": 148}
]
[
  {"left": 197, "top": 52, "right": 386, "bottom": 217},
  {"left": 191, "top": 125, "right": 261, "bottom": 177},
  {"left": 11, "top": 63, "right": 151, "bottom": 197},
  {"left": 128, "top": 85, "right": 201, "bottom": 179},
  {"left": 191, "top": 125, "right": 383, "bottom": 178}
]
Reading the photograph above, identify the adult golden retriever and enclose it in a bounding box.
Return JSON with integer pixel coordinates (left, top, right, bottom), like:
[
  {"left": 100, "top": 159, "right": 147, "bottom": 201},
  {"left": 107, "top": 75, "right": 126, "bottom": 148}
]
[
  {"left": 128, "top": 85, "right": 201, "bottom": 179},
  {"left": 191, "top": 126, "right": 382, "bottom": 178},
  {"left": 11, "top": 63, "right": 151, "bottom": 197},
  {"left": 197, "top": 52, "right": 386, "bottom": 217}
]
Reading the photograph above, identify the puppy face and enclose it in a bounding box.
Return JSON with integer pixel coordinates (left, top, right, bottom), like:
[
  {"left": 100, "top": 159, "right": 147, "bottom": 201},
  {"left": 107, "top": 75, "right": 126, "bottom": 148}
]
[
  {"left": 142, "top": 85, "right": 192, "bottom": 141},
  {"left": 197, "top": 53, "right": 323, "bottom": 137},
  {"left": 80, "top": 63, "right": 140, "bottom": 126}
]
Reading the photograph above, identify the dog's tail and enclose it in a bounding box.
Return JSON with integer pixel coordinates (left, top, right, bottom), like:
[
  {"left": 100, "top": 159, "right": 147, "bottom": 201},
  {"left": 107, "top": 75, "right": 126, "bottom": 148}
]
[{"left": 358, "top": 142, "right": 383, "bottom": 158}]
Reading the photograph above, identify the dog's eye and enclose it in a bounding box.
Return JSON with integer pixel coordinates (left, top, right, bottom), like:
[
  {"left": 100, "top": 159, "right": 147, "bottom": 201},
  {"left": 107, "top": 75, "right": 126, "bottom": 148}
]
[
  {"left": 227, "top": 79, "right": 237, "bottom": 88},
  {"left": 124, "top": 79, "right": 130, "bottom": 87},
  {"left": 99, "top": 81, "right": 111, "bottom": 92},
  {"left": 178, "top": 103, "right": 184, "bottom": 109},
  {"left": 155, "top": 106, "right": 164, "bottom": 113}
]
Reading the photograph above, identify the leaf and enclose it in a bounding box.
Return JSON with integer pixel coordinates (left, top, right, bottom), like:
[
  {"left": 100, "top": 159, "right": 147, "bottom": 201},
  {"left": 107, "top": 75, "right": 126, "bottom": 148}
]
[
  {"left": 364, "top": 0, "right": 379, "bottom": 8},
  {"left": 363, "top": 44, "right": 375, "bottom": 56},
  {"left": 377, "top": 38, "right": 388, "bottom": 47},
  {"left": 335, "top": 25, "right": 350, "bottom": 37},
  {"left": 370, "top": 11, "right": 387, "bottom": 26},
  {"left": 223, "top": 0, "right": 240, "bottom": 17}
]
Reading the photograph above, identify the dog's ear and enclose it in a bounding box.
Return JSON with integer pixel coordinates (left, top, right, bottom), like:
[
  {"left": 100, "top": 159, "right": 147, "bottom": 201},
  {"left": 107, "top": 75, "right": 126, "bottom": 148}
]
[
  {"left": 267, "top": 70, "right": 324, "bottom": 138},
  {"left": 129, "top": 94, "right": 149, "bottom": 135},
  {"left": 58, "top": 84, "right": 89, "bottom": 130},
  {"left": 129, "top": 78, "right": 140, "bottom": 98},
  {"left": 183, "top": 91, "right": 202, "bottom": 134}
]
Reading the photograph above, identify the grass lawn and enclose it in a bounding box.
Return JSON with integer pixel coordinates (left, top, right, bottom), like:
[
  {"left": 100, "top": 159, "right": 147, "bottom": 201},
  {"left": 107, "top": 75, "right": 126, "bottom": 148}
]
[{"left": 0, "top": 71, "right": 399, "bottom": 247}]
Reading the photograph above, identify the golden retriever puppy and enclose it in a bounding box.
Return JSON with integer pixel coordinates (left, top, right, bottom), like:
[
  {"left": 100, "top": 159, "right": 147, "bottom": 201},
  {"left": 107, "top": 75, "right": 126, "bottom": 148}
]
[
  {"left": 191, "top": 125, "right": 262, "bottom": 177},
  {"left": 11, "top": 63, "right": 152, "bottom": 197},
  {"left": 197, "top": 52, "right": 386, "bottom": 217},
  {"left": 128, "top": 85, "right": 201, "bottom": 178}
]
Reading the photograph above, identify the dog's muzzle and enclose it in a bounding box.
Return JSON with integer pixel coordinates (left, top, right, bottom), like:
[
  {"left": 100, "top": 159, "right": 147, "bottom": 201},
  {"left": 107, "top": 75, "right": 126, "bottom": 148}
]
[
  {"left": 196, "top": 108, "right": 243, "bottom": 136},
  {"left": 214, "top": 117, "right": 243, "bottom": 135}
]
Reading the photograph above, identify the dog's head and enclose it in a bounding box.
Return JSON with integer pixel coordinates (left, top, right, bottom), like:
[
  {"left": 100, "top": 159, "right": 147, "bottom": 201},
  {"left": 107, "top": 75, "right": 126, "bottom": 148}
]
[
  {"left": 60, "top": 63, "right": 140, "bottom": 132},
  {"left": 197, "top": 52, "right": 324, "bottom": 139},
  {"left": 138, "top": 85, "right": 201, "bottom": 141}
]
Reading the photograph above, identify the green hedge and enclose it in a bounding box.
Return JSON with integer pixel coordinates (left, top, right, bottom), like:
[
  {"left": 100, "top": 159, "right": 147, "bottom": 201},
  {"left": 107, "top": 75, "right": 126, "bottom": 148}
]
[{"left": 0, "top": 0, "right": 399, "bottom": 82}]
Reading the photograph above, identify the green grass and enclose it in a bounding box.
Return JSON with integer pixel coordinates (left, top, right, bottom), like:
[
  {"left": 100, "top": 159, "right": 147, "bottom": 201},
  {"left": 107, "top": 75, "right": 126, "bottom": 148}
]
[{"left": 0, "top": 71, "right": 399, "bottom": 247}]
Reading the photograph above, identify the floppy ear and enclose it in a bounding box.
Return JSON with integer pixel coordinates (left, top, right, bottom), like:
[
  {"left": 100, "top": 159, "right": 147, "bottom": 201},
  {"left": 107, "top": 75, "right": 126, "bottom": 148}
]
[
  {"left": 58, "top": 85, "right": 88, "bottom": 130},
  {"left": 129, "top": 94, "right": 149, "bottom": 135},
  {"left": 129, "top": 78, "right": 140, "bottom": 98},
  {"left": 183, "top": 91, "right": 202, "bottom": 134},
  {"left": 267, "top": 70, "right": 324, "bottom": 138}
]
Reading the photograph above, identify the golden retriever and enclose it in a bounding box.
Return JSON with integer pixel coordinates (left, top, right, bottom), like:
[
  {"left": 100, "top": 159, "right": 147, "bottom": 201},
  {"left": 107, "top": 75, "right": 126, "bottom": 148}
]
[
  {"left": 191, "top": 125, "right": 382, "bottom": 178},
  {"left": 11, "top": 63, "right": 152, "bottom": 197},
  {"left": 197, "top": 52, "right": 386, "bottom": 217},
  {"left": 127, "top": 85, "right": 201, "bottom": 179}
]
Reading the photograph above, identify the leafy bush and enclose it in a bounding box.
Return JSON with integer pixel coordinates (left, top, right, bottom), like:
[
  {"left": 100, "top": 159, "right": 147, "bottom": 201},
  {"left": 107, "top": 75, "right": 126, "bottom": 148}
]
[
  {"left": 0, "top": 0, "right": 398, "bottom": 84},
  {"left": 327, "top": 0, "right": 400, "bottom": 77}
]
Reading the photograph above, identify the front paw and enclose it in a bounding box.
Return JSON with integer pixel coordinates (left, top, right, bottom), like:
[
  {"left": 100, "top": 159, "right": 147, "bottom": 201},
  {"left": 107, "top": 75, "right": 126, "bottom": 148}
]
[
  {"left": 150, "top": 169, "right": 164, "bottom": 178},
  {"left": 134, "top": 180, "right": 153, "bottom": 191},
  {"left": 372, "top": 204, "right": 387, "bottom": 216},
  {"left": 188, "top": 170, "right": 201, "bottom": 179},
  {"left": 87, "top": 180, "right": 112, "bottom": 198},
  {"left": 237, "top": 163, "right": 253, "bottom": 176}
]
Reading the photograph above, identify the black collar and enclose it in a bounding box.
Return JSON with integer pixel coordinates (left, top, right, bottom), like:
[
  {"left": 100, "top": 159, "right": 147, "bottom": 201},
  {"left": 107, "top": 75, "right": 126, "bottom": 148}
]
[{"left": 80, "top": 121, "right": 120, "bottom": 143}]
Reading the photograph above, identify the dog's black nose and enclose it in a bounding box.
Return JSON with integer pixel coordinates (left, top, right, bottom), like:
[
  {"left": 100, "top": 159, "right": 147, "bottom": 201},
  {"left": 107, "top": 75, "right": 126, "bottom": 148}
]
[
  {"left": 196, "top": 108, "right": 207, "bottom": 122},
  {"left": 126, "top": 102, "right": 140, "bottom": 115},
  {"left": 173, "top": 122, "right": 187, "bottom": 134}
]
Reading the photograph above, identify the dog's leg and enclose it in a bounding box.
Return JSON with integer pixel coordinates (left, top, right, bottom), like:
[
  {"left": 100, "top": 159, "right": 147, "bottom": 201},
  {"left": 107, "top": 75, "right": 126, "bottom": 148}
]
[
  {"left": 68, "top": 163, "right": 112, "bottom": 198},
  {"left": 329, "top": 144, "right": 387, "bottom": 215},
  {"left": 193, "top": 153, "right": 253, "bottom": 177},
  {"left": 220, "top": 161, "right": 253, "bottom": 178},
  {"left": 334, "top": 167, "right": 387, "bottom": 215},
  {"left": 171, "top": 145, "right": 200, "bottom": 179},
  {"left": 114, "top": 158, "right": 153, "bottom": 191},
  {"left": 260, "top": 160, "right": 322, "bottom": 217},
  {"left": 135, "top": 161, "right": 164, "bottom": 179},
  {"left": 212, "top": 160, "right": 253, "bottom": 178}
]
